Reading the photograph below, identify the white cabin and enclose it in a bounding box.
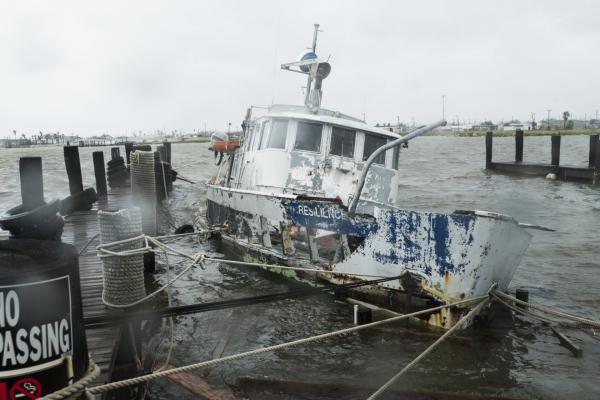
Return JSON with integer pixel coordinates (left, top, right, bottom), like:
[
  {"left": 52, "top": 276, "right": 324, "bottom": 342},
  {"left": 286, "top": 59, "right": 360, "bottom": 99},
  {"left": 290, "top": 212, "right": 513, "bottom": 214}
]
[{"left": 226, "top": 104, "right": 403, "bottom": 210}]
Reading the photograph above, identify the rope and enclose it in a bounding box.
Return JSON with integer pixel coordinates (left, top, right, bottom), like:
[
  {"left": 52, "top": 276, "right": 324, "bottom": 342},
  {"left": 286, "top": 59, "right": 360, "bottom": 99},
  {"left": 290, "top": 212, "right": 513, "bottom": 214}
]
[
  {"left": 39, "top": 358, "right": 101, "bottom": 400},
  {"left": 490, "top": 291, "right": 558, "bottom": 325},
  {"left": 97, "top": 233, "right": 392, "bottom": 280},
  {"left": 87, "top": 295, "right": 487, "bottom": 395},
  {"left": 492, "top": 290, "right": 600, "bottom": 329},
  {"left": 98, "top": 209, "right": 146, "bottom": 307},
  {"left": 366, "top": 297, "right": 490, "bottom": 399}
]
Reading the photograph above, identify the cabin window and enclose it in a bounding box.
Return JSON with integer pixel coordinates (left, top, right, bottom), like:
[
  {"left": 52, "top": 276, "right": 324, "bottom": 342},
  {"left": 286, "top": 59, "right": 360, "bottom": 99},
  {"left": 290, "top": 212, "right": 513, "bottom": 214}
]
[
  {"left": 330, "top": 127, "right": 355, "bottom": 158},
  {"left": 363, "top": 133, "right": 387, "bottom": 165},
  {"left": 266, "top": 119, "right": 287, "bottom": 149},
  {"left": 392, "top": 145, "right": 400, "bottom": 170},
  {"left": 258, "top": 120, "right": 270, "bottom": 149},
  {"left": 294, "top": 121, "right": 322, "bottom": 152}
]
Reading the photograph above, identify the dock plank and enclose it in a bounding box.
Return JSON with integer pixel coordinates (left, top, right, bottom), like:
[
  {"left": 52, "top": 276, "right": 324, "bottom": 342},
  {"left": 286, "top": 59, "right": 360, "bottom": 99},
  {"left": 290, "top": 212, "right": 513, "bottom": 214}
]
[{"left": 61, "top": 188, "right": 133, "bottom": 386}]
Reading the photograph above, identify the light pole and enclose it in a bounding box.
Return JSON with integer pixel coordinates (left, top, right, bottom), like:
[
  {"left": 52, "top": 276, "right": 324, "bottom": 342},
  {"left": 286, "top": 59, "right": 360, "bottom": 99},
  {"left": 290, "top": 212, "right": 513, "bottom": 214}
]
[
  {"left": 441, "top": 95, "right": 446, "bottom": 120},
  {"left": 546, "top": 109, "right": 551, "bottom": 130},
  {"left": 531, "top": 112, "right": 536, "bottom": 130}
]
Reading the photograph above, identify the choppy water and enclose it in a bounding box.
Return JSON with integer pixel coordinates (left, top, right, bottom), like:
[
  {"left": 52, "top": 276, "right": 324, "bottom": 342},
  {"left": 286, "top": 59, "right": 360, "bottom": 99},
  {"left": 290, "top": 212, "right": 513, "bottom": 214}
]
[{"left": 0, "top": 136, "right": 598, "bottom": 399}]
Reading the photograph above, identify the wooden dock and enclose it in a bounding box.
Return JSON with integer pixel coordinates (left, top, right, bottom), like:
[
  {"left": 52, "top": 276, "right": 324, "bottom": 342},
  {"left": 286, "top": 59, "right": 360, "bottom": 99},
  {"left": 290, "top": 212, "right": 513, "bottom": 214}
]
[
  {"left": 486, "top": 131, "right": 600, "bottom": 184},
  {"left": 61, "top": 188, "right": 133, "bottom": 387}
]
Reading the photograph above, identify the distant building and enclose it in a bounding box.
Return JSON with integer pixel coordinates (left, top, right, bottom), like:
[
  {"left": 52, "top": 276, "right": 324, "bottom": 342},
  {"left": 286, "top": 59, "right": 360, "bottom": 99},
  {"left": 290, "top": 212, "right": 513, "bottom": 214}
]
[
  {"left": 472, "top": 121, "right": 498, "bottom": 131},
  {"left": 500, "top": 122, "right": 531, "bottom": 131}
]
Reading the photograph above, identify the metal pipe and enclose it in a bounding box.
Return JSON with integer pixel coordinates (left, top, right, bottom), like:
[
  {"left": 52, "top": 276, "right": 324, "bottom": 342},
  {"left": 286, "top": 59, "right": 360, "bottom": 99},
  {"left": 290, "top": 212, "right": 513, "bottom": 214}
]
[{"left": 349, "top": 120, "right": 447, "bottom": 214}]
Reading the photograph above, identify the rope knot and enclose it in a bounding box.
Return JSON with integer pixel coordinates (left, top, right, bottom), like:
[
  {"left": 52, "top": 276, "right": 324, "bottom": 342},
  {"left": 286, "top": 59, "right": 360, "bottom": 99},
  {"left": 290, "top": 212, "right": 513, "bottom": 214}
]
[{"left": 193, "top": 253, "right": 206, "bottom": 269}]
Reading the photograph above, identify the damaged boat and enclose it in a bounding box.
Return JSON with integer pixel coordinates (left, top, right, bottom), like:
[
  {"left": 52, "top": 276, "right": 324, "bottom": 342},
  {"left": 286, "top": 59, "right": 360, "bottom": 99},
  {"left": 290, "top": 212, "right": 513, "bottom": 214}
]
[{"left": 204, "top": 25, "right": 536, "bottom": 329}]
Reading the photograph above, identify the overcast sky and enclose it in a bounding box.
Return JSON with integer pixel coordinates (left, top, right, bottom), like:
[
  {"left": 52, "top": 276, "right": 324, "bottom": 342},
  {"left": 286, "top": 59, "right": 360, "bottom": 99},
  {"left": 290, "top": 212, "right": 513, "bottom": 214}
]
[{"left": 1, "top": 0, "right": 599, "bottom": 137}]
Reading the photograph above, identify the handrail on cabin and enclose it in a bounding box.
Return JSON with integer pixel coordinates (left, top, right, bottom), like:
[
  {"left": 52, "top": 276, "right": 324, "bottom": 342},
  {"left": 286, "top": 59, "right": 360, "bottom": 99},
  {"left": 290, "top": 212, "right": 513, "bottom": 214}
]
[{"left": 348, "top": 120, "right": 447, "bottom": 214}]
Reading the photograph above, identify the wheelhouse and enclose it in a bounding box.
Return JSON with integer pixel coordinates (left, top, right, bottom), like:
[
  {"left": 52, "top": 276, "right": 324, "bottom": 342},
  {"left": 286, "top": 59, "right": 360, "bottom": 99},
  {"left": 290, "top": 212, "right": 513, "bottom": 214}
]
[{"left": 229, "top": 107, "right": 402, "bottom": 209}]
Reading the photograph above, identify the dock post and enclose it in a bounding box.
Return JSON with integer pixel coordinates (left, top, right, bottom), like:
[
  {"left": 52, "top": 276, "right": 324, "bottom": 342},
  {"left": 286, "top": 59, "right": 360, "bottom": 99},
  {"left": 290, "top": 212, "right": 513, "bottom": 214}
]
[
  {"left": 111, "top": 147, "right": 121, "bottom": 161},
  {"left": 485, "top": 131, "right": 493, "bottom": 169},
  {"left": 19, "top": 157, "right": 44, "bottom": 210},
  {"left": 163, "top": 142, "right": 172, "bottom": 164},
  {"left": 125, "top": 142, "right": 134, "bottom": 164},
  {"left": 92, "top": 151, "right": 108, "bottom": 197},
  {"left": 594, "top": 139, "right": 600, "bottom": 184},
  {"left": 551, "top": 135, "right": 561, "bottom": 171},
  {"left": 63, "top": 146, "right": 84, "bottom": 195},
  {"left": 515, "top": 288, "right": 529, "bottom": 309},
  {"left": 515, "top": 128, "right": 524, "bottom": 163},
  {"left": 157, "top": 145, "right": 167, "bottom": 164},
  {"left": 588, "top": 135, "right": 599, "bottom": 168}
]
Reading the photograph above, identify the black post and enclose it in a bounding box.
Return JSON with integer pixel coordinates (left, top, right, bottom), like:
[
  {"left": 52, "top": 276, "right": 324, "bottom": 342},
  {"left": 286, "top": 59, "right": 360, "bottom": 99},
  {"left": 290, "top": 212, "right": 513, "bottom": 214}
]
[
  {"left": 110, "top": 147, "right": 120, "bottom": 161},
  {"left": 551, "top": 135, "right": 561, "bottom": 167},
  {"left": 515, "top": 288, "right": 529, "bottom": 309},
  {"left": 92, "top": 151, "right": 107, "bottom": 197},
  {"left": 157, "top": 145, "right": 167, "bottom": 163},
  {"left": 125, "top": 142, "right": 134, "bottom": 164},
  {"left": 485, "top": 131, "right": 493, "bottom": 169},
  {"left": 595, "top": 139, "right": 600, "bottom": 185},
  {"left": 63, "top": 146, "right": 84, "bottom": 195},
  {"left": 19, "top": 157, "right": 44, "bottom": 210},
  {"left": 588, "top": 135, "right": 599, "bottom": 168},
  {"left": 163, "top": 142, "right": 172, "bottom": 164},
  {"left": 515, "top": 128, "right": 524, "bottom": 163}
]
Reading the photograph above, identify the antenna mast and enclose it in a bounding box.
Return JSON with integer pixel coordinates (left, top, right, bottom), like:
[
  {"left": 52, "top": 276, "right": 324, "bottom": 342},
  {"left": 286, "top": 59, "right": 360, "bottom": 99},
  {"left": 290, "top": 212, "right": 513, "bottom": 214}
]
[
  {"left": 280, "top": 24, "right": 331, "bottom": 113},
  {"left": 304, "top": 24, "right": 320, "bottom": 106}
]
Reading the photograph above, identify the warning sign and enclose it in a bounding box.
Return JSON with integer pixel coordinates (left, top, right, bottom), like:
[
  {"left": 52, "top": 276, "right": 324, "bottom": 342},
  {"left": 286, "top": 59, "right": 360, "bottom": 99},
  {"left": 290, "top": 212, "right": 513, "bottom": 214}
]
[
  {"left": 0, "top": 276, "right": 72, "bottom": 373},
  {"left": 0, "top": 276, "right": 73, "bottom": 398}
]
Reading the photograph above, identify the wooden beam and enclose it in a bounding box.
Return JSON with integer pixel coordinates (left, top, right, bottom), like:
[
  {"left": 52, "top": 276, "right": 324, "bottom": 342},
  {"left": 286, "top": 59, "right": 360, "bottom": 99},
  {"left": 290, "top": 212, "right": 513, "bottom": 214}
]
[
  {"left": 551, "top": 327, "right": 583, "bottom": 358},
  {"left": 166, "top": 365, "right": 238, "bottom": 399}
]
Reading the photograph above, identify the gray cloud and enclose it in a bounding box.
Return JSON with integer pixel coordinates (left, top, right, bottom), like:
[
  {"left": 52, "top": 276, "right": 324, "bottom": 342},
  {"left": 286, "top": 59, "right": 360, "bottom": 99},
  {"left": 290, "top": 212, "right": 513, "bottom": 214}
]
[{"left": 1, "top": 0, "right": 599, "bottom": 137}]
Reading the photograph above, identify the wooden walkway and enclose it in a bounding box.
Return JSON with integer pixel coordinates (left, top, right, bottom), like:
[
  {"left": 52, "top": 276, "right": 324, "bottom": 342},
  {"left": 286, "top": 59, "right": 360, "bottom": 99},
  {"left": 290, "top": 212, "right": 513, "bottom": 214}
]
[{"left": 61, "top": 188, "right": 132, "bottom": 387}]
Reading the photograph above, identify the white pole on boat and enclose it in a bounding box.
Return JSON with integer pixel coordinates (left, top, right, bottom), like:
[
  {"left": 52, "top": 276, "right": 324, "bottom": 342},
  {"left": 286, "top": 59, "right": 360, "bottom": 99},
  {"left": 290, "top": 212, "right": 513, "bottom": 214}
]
[
  {"left": 304, "top": 24, "right": 320, "bottom": 106},
  {"left": 353, "top": 304, "right": 358, "bottom": 325},
  {"left": 348, "top": 119, "right": 447, "bottom": 214}
]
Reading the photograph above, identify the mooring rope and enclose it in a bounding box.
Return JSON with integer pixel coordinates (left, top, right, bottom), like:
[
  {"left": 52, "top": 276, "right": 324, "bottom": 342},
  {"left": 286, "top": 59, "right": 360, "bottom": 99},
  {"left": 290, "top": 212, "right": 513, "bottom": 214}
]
[
  {"left": 491, "top": 289, "right": 600, "bottom": 329},
  {"left": 96, "top": 233, "right": 393, "bottom": 280},
  {"left": 85, "top": 295, "right": 487, "bottom": 395},
  {"left": 38, "top": 357, "right": 100, "bottom": 400},
  {"left": 366, "top": 297, "right": 489, "bottom": 400}
]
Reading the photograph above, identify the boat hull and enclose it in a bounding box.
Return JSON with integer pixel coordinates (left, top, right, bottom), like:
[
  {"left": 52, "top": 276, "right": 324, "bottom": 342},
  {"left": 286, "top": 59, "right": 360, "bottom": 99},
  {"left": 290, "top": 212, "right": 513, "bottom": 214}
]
[{"left": 205, "top": 184, "right": 532, "bottom": 328}]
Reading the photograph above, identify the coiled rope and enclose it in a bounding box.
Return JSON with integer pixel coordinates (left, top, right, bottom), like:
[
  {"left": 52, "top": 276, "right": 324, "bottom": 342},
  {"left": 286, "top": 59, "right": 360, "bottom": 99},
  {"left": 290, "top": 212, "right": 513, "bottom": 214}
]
[{"left": 86, "top": 294, "right": 487, "bottom": 395}]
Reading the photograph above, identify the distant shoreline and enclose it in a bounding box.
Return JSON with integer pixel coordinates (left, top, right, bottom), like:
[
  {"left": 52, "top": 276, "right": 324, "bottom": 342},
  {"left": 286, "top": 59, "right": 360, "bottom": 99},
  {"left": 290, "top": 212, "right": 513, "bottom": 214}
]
[{"left": 431, "top": 129, "right": 600, "bottom": 137}]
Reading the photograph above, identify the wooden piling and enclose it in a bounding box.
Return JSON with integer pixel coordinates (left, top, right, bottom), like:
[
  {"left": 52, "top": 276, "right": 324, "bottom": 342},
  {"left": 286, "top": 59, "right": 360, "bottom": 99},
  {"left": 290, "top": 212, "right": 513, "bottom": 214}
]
[
  {"left": 515, "top": 288, "right": 529, "bottom": 309},
  {"left": 19, "top": 157, "right": 44, "bottom": 210},
  {"left": 125, "top": 142, "right": 134, "bottom": 164},
  {"left": 163, "top": 142, "right": 172, "bottom": 164},
  {"left": 157, "top": 145, "right": 167, "bottom": 163},
  {"left": 551, "top": 135, "right": 561, "bottom": 167},
  {"left": 111, "top": 147, "right": 121, "bottom": 161},
  {"left": 589, "top": 135, "right": 599, "bottom": 168},
  {"left": 515, "top": 129, "right": 524, "bottom": 163},
  {"left": 64, "top": 146, "right": 84, "bottom": 195},
  {"left": 92, "top": 151, "right": 108, "bottom": 197},
  {"left": 485, "top": 131, "right": 493, "bottom": 169},
  {"left": 594, "top": 139, "right": 600, "bottom": 185}
]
